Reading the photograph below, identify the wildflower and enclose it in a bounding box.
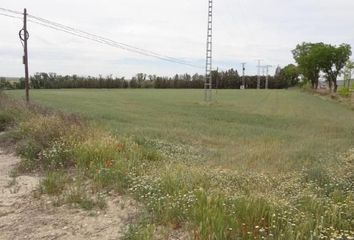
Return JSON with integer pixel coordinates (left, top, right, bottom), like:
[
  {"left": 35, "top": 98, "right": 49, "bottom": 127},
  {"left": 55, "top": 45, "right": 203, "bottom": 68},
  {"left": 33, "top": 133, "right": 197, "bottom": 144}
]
[{"left": 116, "top": 143, "right": 125, "bottom": 152}]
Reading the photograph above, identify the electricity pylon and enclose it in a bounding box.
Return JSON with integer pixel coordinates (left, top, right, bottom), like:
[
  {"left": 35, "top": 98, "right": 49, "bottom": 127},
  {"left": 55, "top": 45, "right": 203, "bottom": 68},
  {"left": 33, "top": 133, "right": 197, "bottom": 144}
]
[{"left": 204, "top": 0, "right": 213, "bottom": 101}]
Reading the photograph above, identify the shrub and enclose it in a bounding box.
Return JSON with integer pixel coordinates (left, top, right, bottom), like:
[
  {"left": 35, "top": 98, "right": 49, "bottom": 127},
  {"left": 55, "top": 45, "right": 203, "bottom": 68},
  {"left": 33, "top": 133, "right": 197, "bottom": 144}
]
[
  {"left": 338, "top": 87, "right": 351, "bottom": 97},
  {"left": 39, "top": 171, "right": 68, "bottom": 195},
  {"left": 0, "top": 111, "right": 14, "bottom": 131}
]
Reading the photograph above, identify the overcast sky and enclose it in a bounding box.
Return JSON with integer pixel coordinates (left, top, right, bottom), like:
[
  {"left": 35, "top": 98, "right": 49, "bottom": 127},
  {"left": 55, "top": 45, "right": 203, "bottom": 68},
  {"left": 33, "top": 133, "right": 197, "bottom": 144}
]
[{"left": 0, "top": 0, "right": 353, "bottom": 78}]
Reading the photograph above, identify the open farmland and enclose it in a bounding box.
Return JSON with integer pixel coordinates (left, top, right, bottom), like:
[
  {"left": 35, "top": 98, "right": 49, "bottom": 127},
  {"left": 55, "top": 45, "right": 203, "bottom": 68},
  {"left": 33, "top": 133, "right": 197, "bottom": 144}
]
[
  {"left": 7, "top": 89, "right": 354, "bottom": 171},
  {"left": 3, "top": 89, "right": 354, "bottom": 239}
]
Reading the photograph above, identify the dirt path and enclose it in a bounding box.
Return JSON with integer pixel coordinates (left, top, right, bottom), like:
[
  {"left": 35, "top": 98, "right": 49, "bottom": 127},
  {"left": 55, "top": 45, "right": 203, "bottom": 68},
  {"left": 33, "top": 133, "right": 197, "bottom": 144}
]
[{"left": 0, "top": 149, "right": 139, "bottom": 240}]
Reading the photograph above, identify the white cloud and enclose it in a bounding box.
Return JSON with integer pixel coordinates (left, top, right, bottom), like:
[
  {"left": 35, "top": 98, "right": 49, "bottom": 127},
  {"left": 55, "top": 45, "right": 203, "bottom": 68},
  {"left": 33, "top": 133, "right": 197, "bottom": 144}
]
[{"left": 0, "top": 0, "right": 353, "bottom": 77}]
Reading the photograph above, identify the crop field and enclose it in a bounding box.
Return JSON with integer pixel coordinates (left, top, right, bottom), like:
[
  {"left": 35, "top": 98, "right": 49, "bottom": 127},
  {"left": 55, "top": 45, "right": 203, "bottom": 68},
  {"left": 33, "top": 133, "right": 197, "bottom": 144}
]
[
  {"left": 4, "top": 89, "right": 354, "bottom": 239},
  {"left": 7, "top": 89, "right": 354, "bottom": 171}
]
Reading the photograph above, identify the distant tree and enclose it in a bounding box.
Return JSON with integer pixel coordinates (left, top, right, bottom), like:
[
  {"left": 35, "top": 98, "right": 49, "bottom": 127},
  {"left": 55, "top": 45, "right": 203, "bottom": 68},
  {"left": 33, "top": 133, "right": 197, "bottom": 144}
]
[
  {"left": 148, "top": 75, "right": 157, "bottom": 82},
  {"left": 15, "top": 78, "right": 25, "bottom": 89},
  {"left": 293, "top": 42, "right": 352, "bottom": 92},
  {"left": 0, "top": 78, "right": 11, "bottom": 90},
  {"left": 135, "top": 73, "right": 147, "bottom": 88},
  {"left": 343, "top": 60, "right": 354, "bottom": 88},
  {"left": 0, "top": 81, "right": 4, "bottom": 91},
  {"left": 191, "top": 74, "right": 204, "bottom": 88},
  {"left": 321, "top": 44, "right": 351, "bottom": 92},
  {"left": 279, "top": 64, "right": 300, "bottom": 87},
  {"left": 274, "top": 66, "right": 282, "bottom": 77},
  {"left": 129, "top": 78, "right": 138, "bottom": 88},
  {"left": 292, "top": 42, "right": 326, "bottom": 89}
]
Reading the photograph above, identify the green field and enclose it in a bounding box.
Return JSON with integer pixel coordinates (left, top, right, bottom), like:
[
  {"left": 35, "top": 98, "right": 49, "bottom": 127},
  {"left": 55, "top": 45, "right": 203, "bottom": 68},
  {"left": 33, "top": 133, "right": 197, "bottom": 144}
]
[
  {"left": 4, "top": 89, "right": 354, "bottom": 238},
  {"left": 7, "top": 89, "right": 354, "bottom": 172}
]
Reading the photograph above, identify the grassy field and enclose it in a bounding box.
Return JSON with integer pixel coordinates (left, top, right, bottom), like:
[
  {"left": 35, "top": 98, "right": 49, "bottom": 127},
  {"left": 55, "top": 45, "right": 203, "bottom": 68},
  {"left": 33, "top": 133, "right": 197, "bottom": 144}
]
[
  {"left": 3, "top": 89, "right": 354, "bottom": 239},
  {"left": 7, "top": 89, "right": 354, "bottom": 172}
]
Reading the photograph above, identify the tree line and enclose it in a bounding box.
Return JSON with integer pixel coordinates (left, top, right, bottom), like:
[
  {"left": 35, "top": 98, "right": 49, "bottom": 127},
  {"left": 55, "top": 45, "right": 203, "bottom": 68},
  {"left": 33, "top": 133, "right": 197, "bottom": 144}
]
[{"left": 2, "top": 67, "right": 297, "bottom": 90}]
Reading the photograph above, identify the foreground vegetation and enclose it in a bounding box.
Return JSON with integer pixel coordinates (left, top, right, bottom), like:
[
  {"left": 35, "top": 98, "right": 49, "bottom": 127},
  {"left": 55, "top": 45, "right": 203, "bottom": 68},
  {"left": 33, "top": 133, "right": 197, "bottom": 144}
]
[{"left": 1, "top": 90, "right": 353, "bottom": 239}]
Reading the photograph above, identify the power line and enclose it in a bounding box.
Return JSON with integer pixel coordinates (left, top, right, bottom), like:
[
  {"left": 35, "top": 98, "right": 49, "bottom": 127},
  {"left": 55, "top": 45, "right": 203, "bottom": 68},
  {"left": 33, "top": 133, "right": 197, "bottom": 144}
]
[
  {"left": 0, "top": 7, "right": 202, "bottom": 69},
  {"left": 0, "top": 7, "right": 22, "bottom": 15},
  {"left": 0, "top": 12, "right": 22, "bottom": 20},
  {"left": 27, "top": 14, "right": 198, "bottom": 66},
  {"left": 30, "top": 19, "right": 201, "bottom": 68},
  {"left": 27, "top": 18, "right": 192, "bottom": 64}
]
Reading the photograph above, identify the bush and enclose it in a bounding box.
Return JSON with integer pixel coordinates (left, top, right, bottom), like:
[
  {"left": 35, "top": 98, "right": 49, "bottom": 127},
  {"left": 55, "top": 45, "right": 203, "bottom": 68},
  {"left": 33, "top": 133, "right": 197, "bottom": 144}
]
[
  {"left": 338, "top": 87, "right": 351, "bottom": 97},
  {"left": 0, "top": 111, "right": 14, "bottom": 131}
]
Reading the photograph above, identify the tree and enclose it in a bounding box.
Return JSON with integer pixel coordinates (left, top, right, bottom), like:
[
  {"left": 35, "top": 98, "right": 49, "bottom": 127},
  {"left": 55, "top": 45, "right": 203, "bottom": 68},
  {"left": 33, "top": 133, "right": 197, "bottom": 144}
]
[
  {"left": 293, "top": 42, "right": 352, "bottom": 92},
  {"left": 278, "top": 64, "right": 300, "bottom": 87},
  {"left": 134, "top": 73, "right": 147, "bottom": 88},
  {"left": 343, "top": 60, "right": 354, "bottom": 88},
  {"left": 321, "top": 44, "right": 352, "bottom": 92},
  {"left": 292, "top": 42, "right": 325, "bottom": 89},
  {"left": 274, "top": 66, "right": 282, "bottom": 77},
  {"left": 0, "top": 78, "right": 14, "bottom": 90}
]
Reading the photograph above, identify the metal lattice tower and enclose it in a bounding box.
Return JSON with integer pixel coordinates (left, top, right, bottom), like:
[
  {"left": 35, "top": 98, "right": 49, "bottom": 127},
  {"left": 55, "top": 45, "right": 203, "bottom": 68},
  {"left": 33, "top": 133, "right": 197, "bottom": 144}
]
[
  {"left": 264, "top": 65, "right": 272, "bottom": 89},
  {"left": 257, "top": 59, "right": 261, "bottom": 89},
  {"left": 204, "top": 0, "right": 213, "bottom": 102}
]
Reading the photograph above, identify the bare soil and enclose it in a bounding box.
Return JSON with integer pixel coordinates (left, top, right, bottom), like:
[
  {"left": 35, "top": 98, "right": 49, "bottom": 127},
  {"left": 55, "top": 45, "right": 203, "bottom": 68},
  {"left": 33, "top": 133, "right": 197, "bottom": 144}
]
[{"left": 0, "top": 149, "right": 139, "bottom": 240}]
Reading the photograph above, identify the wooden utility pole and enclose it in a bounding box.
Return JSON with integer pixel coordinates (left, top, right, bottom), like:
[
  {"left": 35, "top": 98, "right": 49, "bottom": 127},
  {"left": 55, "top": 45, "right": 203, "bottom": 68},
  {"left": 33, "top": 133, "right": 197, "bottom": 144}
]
[{"left": 19, "top": 8, "right": 29, "bottom": 103}]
